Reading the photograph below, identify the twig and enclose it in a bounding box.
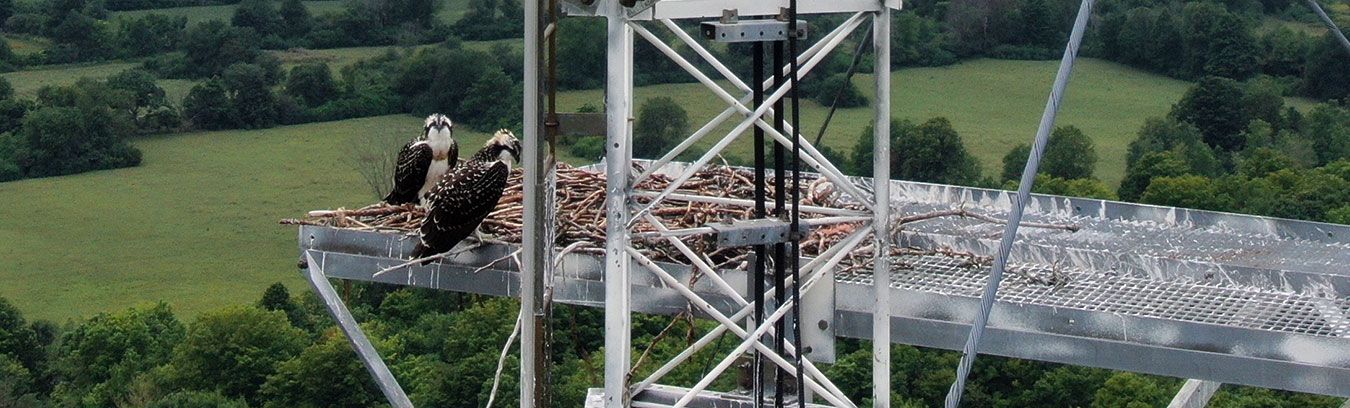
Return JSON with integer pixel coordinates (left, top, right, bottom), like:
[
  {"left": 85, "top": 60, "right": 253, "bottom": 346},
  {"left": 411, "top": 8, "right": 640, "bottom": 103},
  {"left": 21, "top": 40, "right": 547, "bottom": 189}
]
[{"left": 485, "top": 309, "right": 524, "bottom": 408}]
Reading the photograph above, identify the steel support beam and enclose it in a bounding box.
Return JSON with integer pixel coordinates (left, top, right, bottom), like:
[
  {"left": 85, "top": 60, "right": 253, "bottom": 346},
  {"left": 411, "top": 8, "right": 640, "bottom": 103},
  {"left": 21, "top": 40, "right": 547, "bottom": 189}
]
[
  {"left": 1167, "top": 380, "right": 1222, "bottom": 408},
  {"left": 944, "top": 0, "right": 1096, "bottom": 405},
  {"left": 301, "top": 251, "right": 413, "bottom": 408},
  {"left": 603, "top": 0, "right": 635, "bottom": 406},
  {"left": 521, "top": 0, "right": 551, "bottom": 405},
  {"left": 870, "top": 8, "right": 892, "bottom": 408}
]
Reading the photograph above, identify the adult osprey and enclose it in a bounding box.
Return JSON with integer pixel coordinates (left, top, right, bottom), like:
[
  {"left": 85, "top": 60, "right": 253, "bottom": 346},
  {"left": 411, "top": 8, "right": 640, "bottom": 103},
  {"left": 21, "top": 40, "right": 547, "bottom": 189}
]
[
  {"left": 412, "top": 129, "right": 522, "bottom": 261},
  {"left": 384, "top": 114, "right": 458, "bottom": 206}
]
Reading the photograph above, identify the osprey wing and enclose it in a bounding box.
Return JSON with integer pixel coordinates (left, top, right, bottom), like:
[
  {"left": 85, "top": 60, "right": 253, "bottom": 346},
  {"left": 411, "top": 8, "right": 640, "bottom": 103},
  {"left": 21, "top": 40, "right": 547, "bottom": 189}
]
[
  {"left": 413, "top": 161, "right": 511, "bottom": 259},
  {"left": 384, "top": 141, "right": 433, "bottom": 205}
]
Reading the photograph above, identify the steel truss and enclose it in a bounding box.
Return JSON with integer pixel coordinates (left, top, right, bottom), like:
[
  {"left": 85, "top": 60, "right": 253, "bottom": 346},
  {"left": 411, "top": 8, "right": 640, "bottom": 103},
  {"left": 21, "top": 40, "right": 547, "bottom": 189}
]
[{"left": 542, "top": 1, "right": 902, "bottom": 407}]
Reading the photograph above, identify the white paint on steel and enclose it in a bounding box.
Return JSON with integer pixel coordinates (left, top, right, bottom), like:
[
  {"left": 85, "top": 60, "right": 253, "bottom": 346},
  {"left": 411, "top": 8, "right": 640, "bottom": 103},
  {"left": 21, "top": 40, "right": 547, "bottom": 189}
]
[
  {"left": 871, "top": 8, "right": 893, "bottom": 408},
  {"left": 603, "top": 1, "right": 635, "bottom": 406},
  {"left": 1167, "top": 380, "right": 1222, "bottom": 408}
]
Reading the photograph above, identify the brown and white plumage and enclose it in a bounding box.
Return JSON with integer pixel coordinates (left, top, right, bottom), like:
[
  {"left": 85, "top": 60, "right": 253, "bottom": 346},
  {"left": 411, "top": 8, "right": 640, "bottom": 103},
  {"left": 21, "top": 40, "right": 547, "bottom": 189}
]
[
  {"left": 384, "top": 114, "right": 458, "bottom": 206},
  {"left": 412, "top": 129, "right": 522, "bottom": 261}
]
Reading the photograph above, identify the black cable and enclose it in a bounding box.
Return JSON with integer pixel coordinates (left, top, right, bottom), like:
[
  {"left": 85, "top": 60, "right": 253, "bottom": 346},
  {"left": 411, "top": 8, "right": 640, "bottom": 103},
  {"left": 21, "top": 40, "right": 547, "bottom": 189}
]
[
  {"left": 814, "top": 25, "right": 874, "bottom": 147},
  {"left": 787, "top": 1, "right": 805, "bottom": 406},
  {"left": 751, "top": 39, "right": 767, "bottom": 407},
  {"left": 772, "top": 38, "right": 788, "bottom": 408}
]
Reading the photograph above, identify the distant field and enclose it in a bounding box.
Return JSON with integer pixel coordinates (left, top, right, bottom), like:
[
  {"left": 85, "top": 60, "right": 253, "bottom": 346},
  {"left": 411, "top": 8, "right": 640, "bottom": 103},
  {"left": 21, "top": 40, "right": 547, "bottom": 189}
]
[
  {"left": 111, "top": 0, "right": 469, "bottom": 25},
  {"left": 270, "top": 39, "right": 517, "bottom": 69},
  {"left": 3, "top": 34, "right": 50, "bottom": 56},
  {"left": 111, "top": 1, "right": 347, "bottom": 25},
  {"left": 0, "top": 62, "right": 141, "bottom": 96},
  {"left": 0, "top": 115, "right": 577, "bottom": 322},
  {"left": 558, "top": 58, "right": 1315, "bottom": 186}
]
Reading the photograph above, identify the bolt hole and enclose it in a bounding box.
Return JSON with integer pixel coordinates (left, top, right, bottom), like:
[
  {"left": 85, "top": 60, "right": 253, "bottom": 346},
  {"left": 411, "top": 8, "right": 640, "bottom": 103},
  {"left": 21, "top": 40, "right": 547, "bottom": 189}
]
[
  {"left": 613, "top": 143, "right": 619, "bottom": 148},
  {"left": 1074, "top": 206, "right": 1082, "bottom": 213}
]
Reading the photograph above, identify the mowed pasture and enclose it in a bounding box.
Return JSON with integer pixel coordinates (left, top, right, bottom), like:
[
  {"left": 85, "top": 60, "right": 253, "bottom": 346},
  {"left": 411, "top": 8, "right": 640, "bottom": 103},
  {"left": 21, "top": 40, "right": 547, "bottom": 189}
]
[
  {"left": 111, "top": 1, "right": 349, "bottom": 25},
  {"left": 0, "top": 115, "right": 547, "bottom": 322},
  {"left": 558, "top": 58, "right": 1318, "bottom": 185}
]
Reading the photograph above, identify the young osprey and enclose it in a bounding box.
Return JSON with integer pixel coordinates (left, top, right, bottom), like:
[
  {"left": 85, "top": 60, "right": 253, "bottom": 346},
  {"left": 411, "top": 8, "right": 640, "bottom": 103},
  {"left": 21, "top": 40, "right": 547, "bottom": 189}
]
[
  {"left": 412, "top": 129, "right": 522, "bottom": 262},
  {"left": 384, "top": 114, "right": 458, "bottom": 206}
]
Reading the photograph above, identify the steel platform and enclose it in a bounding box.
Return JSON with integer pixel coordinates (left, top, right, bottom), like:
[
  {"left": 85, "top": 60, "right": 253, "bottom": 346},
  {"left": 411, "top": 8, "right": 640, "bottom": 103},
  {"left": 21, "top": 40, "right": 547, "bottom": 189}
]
[{"left": 298, "top": 171, "right": 1350, "bottom": 398}]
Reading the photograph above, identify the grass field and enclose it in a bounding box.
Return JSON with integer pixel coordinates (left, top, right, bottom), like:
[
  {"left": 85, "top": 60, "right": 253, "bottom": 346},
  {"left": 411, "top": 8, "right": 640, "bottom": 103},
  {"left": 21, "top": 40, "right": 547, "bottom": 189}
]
[
  {"left": 0, "top": 115, "right": 550, "bottom": 322},
  {"left": 111, "top": 1, "right": 348, "bottom": 25},
  {"left": 3, "top": 34, "right": 50, "bottom": 56},
  {"left": 111, "top": 0, "right": 470, "bottom": 25},
  {"left": 559, "top": 58, "right": 1316, "bottom": 186},
  {"left": 0, "top": 62, "right": 141, "bottom": 97}
]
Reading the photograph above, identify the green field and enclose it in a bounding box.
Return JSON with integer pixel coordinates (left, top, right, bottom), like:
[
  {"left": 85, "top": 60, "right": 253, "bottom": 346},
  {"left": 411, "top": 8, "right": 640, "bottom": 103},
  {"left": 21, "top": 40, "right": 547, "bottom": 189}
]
[
  {"left": 559, "top": 58, "right": 1315, "bottom": 185},
  {"left": 111, "top": 1, "right": 348, "bottom": 25},
  {"left": 0, "top": 62, "right": 141, "bottom": 96},
  {"left": 0, "top": 115, "right": 538, "bottom": 322},
  {"left": 111, "top": 0, "right": 470, "bottom": 25},
  {"left": 3, "top": 34, "right": 50, "bottom": 56}
]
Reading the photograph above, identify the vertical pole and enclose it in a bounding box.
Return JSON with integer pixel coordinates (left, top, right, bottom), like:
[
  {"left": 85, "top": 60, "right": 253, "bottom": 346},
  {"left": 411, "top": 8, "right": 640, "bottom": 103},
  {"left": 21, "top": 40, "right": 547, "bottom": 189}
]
[
  {"left": 870, "top": 9, "right": 892, "bottom": 408},
  {"left": 772, "top": 38, "right": 788, "bottom": 408},
  {"left": 603, "top": 1, "right": 634, "bottom": 406},
  {"left": 1167, "top": 380, "right": 1222, "bottom": 408},
  {"left": 787, "top": 1, "right": 805, "bottom": 405},
  {"left": 521, "top": 0, "right": 548, "bottom": 405},
  {"left": 942, "top": 0, "right": 1095, "bottom": 406}
]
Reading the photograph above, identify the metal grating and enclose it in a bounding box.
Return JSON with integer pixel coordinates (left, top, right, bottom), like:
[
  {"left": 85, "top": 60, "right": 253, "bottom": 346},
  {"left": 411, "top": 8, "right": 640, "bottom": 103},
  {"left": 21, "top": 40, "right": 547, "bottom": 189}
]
[{"left": 835, "top": 255, "right": 1350, "bottom": 338}]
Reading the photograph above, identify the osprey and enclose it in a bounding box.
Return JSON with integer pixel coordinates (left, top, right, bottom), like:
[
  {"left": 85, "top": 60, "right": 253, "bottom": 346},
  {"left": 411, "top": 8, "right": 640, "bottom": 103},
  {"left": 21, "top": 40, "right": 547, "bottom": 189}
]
[
  {"left": 412, "top": 129, "right": 522, "bottom": 261},
  {"left": 384, "top": 114, "right": 459, "bottom": 206}
]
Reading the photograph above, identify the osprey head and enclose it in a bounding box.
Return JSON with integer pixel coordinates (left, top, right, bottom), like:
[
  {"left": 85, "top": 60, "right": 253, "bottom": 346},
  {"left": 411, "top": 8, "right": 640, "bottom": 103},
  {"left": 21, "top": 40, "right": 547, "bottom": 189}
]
[
  {"left": 422, "top": 113, "right": 454, "bottom": 142},
  {"left": 486, "top": 129, "right": 522, "bottom": 165}
]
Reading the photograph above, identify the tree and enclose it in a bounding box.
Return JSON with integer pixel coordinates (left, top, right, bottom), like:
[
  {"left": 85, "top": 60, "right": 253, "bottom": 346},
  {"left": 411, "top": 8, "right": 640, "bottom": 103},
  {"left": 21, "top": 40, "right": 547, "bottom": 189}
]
[
  {"left": 1140, "top": 175, "right": 1232, "bottom": 211},
  {"left": 147, "top": 391, "right": 247, "bottom": 408},
  {"left": 181, "top": 21, "right": 260, "bottom": 78},
  {"left": 231, "top": 0, "right": 278, "bottom": 35},
  {"left": 13, "top": 106, "right": 141, "bottom": 178},
  {"left": 1302, "top": 104, "right": 1349, "bottom": 166},
  {"left": 106, "top": 69, "right": 172, "bottom": 131},
  {"left": 890, "top": 117, "right": 983, "bottom": 185},
  {"left": 258, "top": 283, "right": 312, "bottom": 332},
  {"left": 1092, "top": 372, "right": 1173, "bottom": 408},
  {"left": 118, "top": 14, "right": 186, "bottom": 58},
  {"left": 222, "top": 63, "right": 278, "bottom": 129},
  {"left": 809, "top": 73, "right": 868, "bottom": 108},
  {"left": 183, "top": 79, "right": 234, "bottom": 130},
  {"left": 167, "top": 306, "right": 307, "bottom": 404},
  {"left": 0, "top": 297, "right": 43, "bottom": 382},
  {"left": 0, "top": 0, "right": 12, "bottom": 26},
  {"left": 1118, "top": 150, "right": 1192, "bottom": 202},
  {"left": 1019, "top": 0, "right": 1059, "bottom": 48},
  {"left": 1301, "top": 29, "right": 1350, "bottom": 101},
  {"left": 1180, "top": 2, "right": 1258, "bottom": 80},
  {"left": 260, "top": 331, "right": 385, "bottom": 408},
  {"left": 285, "top": 63, "right": 338, "bottom": 107},
  {"left": 460, "top": 69, "right": 521, "bottom": 131},
  {"left": 1127, "top": 117, "right": 1221, "bottom": 176},
  {"left": 1238, "top": 147, "right": 1298, "bottom": 178},
  {"left": 278, "top": 0, "right": 313, "bottom": 39},
  {"left": 51, "top": 303, "right": 184, "bottom": 407},
  {"left": 631, "top": 97, "right": 689, "bottom": 160},
  {"left": 1172, "top": 77, "right": 1250, "bottom": 151},
  {"left": 555, "top": 18, "right": 605, "bottom": 90},
  {"left": 1006, "top": 125, "right": 1099, "bottom": 181}
]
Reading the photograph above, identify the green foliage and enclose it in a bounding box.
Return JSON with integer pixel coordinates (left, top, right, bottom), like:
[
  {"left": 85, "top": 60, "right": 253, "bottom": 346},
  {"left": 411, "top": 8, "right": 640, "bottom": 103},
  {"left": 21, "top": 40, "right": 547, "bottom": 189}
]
[
  {"left": 888, "top": 117, "right": 983, "bottom": 185},
  {"left": 180, "top": 21, "right": 260, "bottom": 78},
  {"left": 1301, "top": 29, "right": 1350, "bottom": 101},
  {"left": 285, "top": 63, "right": 338, "bottom": 107},
  {"left": 277, "top": 0, "right": 312, "bottom": 39},
  {"left": 259, "top": 330, "right": 385, "bottom": 408},
  {"left": 808, "top": 73, "right": 868, "bottom": 109},
  {"left": 633, "top": 96, "right": 689, "bottom": 160},
  {"left": 1126, "top": 116, "right": 1221, "bottom": 176},
  {"left": 223, "top": 63, "right": 278, "bottom": 129},
  {"left": 1237, "top": 147, "right": 1298, "bottom": 178},
  {"left": 555, "top": 18, "right": 604, "bottom": 90},
  {"left": 51, "top": 303, "right": 184, "bottom": 407},
  {"left": 0, "top": 0, "right": 11, "bottom": 24},
  {"left": 394, "top": 47, "right": 519, "bottom": 130},
  {"left": 147, "top": 390, "right": 248, "bottom": 408},
  {"left": 1172, "top": 76, "right": 1250, "bottom": 151},
  {"left": 182, "top": 78, "right": 233, "bottom": 130},
  {"left": 1010, "top": 174, "right": 1118, "bottom": 199},
  {"left": 118, "top": 14, "right": 187, "bottom": 58},
  {"left": 1141, "top": 174, "right": 1233, "bottom": 211},
  {"left": 1092, "top": 372, "right": 1174, "bottom": 408},
  {"left": 1003, "top": 126, "right": 1099, "bottom": 182},
  {"left": 890, "top": 12, "right": 956, "bottom": 68},
  {"left": 1119, "top": 150, "right": 1192, "bottom": 201},
  {"left": 1327, "top": 206, "right": 1350, "bottom": 225},
  {"left": 231, "top": 0, "right": 278, "bottom": 36},
  {"left": 0, "top": 297, "right": 43, "bottom": 386},
  {"left": 1001, "top": 143, "right": 1032, "bottom": 182},
  {"left": 1181, "top": 2, "right": 1259, "bottom": 80},
  {"left": 452, "top": 0, "right": 521, "bottom": 40},
  {"left": 461, "top": 69, "right": 521, "bottom": 131},
  {"left": 12, "top": 105, "right": 141, "bottom": 178},
  {"left": 0, "top": 77, "right": 9, "bottom": 101},
  {"left": 1302, "top": 103, "right": 1350, "bottom": 166},
  {"left": 167, "top": 305, "right": 307, "bottom": 404}
]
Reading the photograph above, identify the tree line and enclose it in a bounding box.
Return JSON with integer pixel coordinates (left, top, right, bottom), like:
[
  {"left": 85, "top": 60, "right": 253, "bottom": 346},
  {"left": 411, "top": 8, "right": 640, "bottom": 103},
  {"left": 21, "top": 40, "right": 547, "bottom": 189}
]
[{"left": 1, "top": 280, "right": 1343, "bottom": 407}]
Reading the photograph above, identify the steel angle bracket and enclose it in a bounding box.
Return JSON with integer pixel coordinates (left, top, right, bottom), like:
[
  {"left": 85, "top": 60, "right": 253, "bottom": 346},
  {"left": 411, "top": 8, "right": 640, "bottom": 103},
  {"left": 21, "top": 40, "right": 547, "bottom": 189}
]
[
  {"left": 707, "top": 218, "right": 813, "bottom": 247},
  {"left": 701, "top": 18, "right": 808, "bottom": 43}
]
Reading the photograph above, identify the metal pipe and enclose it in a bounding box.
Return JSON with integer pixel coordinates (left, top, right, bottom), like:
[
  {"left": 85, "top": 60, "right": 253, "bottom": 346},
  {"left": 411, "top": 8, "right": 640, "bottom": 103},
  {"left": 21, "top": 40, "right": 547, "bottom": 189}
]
[
  {"left": 871, "top": 9, "right": 892, "bottom": 408},
  {"left": 603, "top": 0, "right": 635, "bottom": 405},
  {"left": 632, "top": 191, "right": 865, "bottom": 216},
  {"left": 943, "top": 0, "right": 1096, "bottom": 405},
  {"left": 631, "top": 216, "right": 871, "bottom": 239},
  {"left": 753, "top": 35, "right": 768, "bottom": 408},
  {"left": 521, "top": 0, "right": 549, "bottom": 405}
]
